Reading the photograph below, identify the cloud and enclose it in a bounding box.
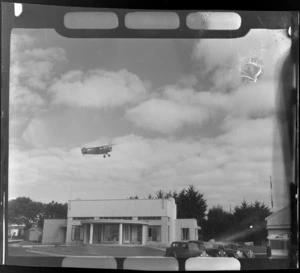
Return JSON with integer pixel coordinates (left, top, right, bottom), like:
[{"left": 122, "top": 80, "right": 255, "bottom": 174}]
[
  {"left": 192, "top": 29, "right": 291, "bottom": 91},
  {"left": 16, "top": 47, "right": 67, "bottom": 90},
  {"left": 22, "top": 118, "right": 52, "bottom": 147},
  {"left": 125, "top": 76, "right": 277, "bottom": 134},
  {"left": 11, "top": 40, "right": 67, "bottom": 91},
  {"left": 10, "top": 86, "right": 45, "bottom": 116},
  {"left": 48, "top": 69, "right": 148, "bottom": 109},
  {"left": 227, "top": 80, "right": 277, "bottom": 118},
  {"left": 9, "top": 130, "right": 274, "bottom": 208},
  {"left": 126, "top": 98, "right": 208, "bottom": 134},
  {"left": 10, "top": 32, "right": 67, "bottom": 118},
  {"left": 124, "top": 29, "right": 286, "bottom": 135},
  {"left": 219, "top": 117, "right": 274, "bottom": 147},
  {"left": 9, "top": 29, "right": 281, "bottom": 210},
  {"left": 10, "top": 32, "right": 36, "bottom": 59}
]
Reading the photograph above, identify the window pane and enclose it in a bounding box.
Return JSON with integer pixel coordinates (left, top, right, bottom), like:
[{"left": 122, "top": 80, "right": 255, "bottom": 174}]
[{"left": 103, "top": 224, "right": 119, "bottom": 243}]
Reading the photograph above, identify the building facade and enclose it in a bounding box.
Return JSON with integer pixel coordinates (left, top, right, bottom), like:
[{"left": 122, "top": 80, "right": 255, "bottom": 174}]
[
  {"left": 8, "top": 224, "right": 25, "bottom": 240},
  {"left": 25, "top": 227, "right": 43, "bottom": 242},
  {"left": 265, "top": 205, "right": 291, "bottom": 257},
  {"left": 43, "top": 198, "right": 200, "bottom": 246},
  {"left": 42, "top": 219, "right": 67, "bottom": 244}
]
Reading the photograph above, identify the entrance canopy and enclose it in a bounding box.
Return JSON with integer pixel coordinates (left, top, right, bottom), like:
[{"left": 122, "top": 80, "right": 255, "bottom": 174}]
[
  {"left": 80, "top": 219, "right": 149, "bottom": 225},
  {"left": 80, "top": 219, "right": 149, "bottom": 245}
]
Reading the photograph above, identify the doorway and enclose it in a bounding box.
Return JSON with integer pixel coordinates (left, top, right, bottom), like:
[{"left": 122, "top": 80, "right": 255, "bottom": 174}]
[{"left": 123, "top": 224, "right": 131, "bottom": 243}]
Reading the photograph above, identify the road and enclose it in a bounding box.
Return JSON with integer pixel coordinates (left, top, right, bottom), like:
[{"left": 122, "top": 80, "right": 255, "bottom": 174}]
[{"left": 8, "top": 244, "right": 166, "bottom": 257}]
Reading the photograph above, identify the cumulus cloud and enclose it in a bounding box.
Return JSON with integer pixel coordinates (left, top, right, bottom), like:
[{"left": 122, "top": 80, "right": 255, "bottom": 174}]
[
  {"left": 124, "top": 29, "right": 288, "bottom": 135},
  {"left": 10, "top": 86, "right": 46, "bottom": 116},
  {"left": 126, "top": 31, "right": 285, "bottom": 135},
  {"left": 22, "top": 118, "right": 52, "bottom": 147},
  {"left": 218, "top": 117, "right": 274, "bottom": 147},
  {"left": 192, "top": 29, "right": 291, "bottom": 91},
  {"left": 228, "top": 80, "right": 277, "bottom": 118},
  {"left": 9, "top": 131, "right": 274, "bottom": 208},
  {"left": 48, "top": 69, "right": 148, "bottom": 109},
  {"left": 126, "top": 98, "right": 208, "bottom": 134},
  {"left": 9, "top": 28, "right": 284, "bottom": 210},
  {"left": 10, "top": 31, "right": 67, "bottom": 118},
  {"left": 16, "top": 47, "right": 67, "bottom": 90},
  {"left": 125, "top": 77, "right": 277, "bottom": 134}
]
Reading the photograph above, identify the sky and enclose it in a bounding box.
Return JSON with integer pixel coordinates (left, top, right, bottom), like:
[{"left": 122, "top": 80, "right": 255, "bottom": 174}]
[{"left": 8, "top": 25, "right": 291, "bottom": 211}]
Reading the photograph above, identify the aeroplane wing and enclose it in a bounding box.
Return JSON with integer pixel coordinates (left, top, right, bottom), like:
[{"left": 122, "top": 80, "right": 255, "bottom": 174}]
[{"left": 86, "top": 144, "right": 115, "bottom": 149}]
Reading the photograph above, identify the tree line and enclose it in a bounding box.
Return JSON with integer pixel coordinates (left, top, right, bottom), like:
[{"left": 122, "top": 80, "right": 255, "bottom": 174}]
[
  {"left": 129, "top": 185, "right": 271, "bottom": 244},
  {"left": 8, "top": 197, "right": 67, "bottom": 229},
  {"left": 8, "top": 185, "right": 271, "bottom": 244}
]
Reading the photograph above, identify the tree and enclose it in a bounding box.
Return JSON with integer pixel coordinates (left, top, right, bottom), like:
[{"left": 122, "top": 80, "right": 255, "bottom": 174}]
[
  {"left": 155, "top": 190, "right": 165, "bottom": 199},
  {"left": 172, "top": 191, "right": 178, "bottom": 199},
  {"left": 44, "top": 201, "right": 68, "bottom": 219},
  {"left": 8, "top": 197, "right": 69, "bottom": 229},
  {"left": 8, "top": 197, "right": 44, "bottom": 229},
  {"left": 176, "top": 185, "right": 207, "bottom": 227},
  {"left": 145, "top": 185, "right": 207, "bottom": 228},
  {"left": 129, "top": 195, "right": 139, "bottom": 199},
  {"left": 230, "top": 200, "right": 271, "bottom": 244},
  {"left": 233, "top": 200, "right": 271, "bottom": 227},
  {"left": 202, "top": 205, "right": 234, "bottom": 241}
]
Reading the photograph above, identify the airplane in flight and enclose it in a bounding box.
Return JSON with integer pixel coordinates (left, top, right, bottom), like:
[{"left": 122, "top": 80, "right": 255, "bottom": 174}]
[{"left": 81, "top": 144, "right": 115, "bottom": 158}]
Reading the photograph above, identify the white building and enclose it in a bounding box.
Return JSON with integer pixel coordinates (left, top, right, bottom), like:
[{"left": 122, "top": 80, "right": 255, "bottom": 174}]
[
  {"left": 42, "top": 198, "right": 200, "bottom": 246},
  {"left": 265, "top": 205, "right": 291, "bottom": 258},
  {"left": 8, "top": 224, "right": 25, "bottom": 240}
]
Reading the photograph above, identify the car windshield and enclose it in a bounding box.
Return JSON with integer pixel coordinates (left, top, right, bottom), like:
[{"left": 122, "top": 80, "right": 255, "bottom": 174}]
[
  {"left": 189, "top": 243, "right": 199, "bottom": 250},
  {"left": 1, "top": 2, "right": 298, "bottom": 271},
  {"left": 204, "top": 242, "right": 214, "bottom": 248}
]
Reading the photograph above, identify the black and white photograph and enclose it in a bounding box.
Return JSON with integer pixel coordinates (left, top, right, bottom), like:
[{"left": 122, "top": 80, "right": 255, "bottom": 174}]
[{"left": 1, "top": 1, "right": 298, "bottom": 271}]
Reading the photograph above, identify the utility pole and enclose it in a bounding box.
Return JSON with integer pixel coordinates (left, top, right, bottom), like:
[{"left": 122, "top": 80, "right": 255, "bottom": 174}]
[{"left": 270, "top": 176, "right": 273, "bottom": 209}]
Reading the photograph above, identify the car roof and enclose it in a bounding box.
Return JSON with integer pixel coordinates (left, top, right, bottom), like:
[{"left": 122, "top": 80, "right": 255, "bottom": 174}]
[{"left": 214, "top": 242, "right": 228, "bottom": 245}]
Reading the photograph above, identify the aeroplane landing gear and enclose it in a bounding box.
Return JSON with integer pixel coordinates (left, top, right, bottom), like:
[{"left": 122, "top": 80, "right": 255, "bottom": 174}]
[
  {"left": 108, "top": 154, "right": 111, "bottom": 157},
  {"left": 103, "top": 155, "right": 106, "bottom": 158}
]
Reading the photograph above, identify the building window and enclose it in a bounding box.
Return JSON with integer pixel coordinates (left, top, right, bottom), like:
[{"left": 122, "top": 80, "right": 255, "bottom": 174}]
[
  {"left": 138, "top": 216, "right": 162, "bottom": 221},
  {"left": 148, "top": 226, "right": 161, "bottom": 242},
  {"left": 71, "top": 225, "right": 84, "bottom": 241},
  {"left": 181, "top": 228, "right": 190, "bottom": 240},
  {"left": 98, "top": 225, "right": 102, "bottom": 242},
  {"left": 72, "top": 217, "right": 94, "bottom": 220},
  {"left": 270, "top": 240, "right": 287, "bottom": 250},
  {"left": 137, "top": 226, "right": 142, "bottom": 243},
  {"left": 102, "top": 224, "right": 119, "bottom": 243}
]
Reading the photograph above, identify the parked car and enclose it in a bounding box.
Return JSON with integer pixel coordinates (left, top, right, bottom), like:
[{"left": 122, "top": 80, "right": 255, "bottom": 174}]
[
  {"left": 189, "top": 240, "right": 227, "bottom": 257},
  {"left": 165, "top": 241, "right": 208, "bottom": 258},
  {"left": 237, "top": 244, "right": 255, "bottom": 258},
  {"left": 213, "top": 242, "right": 244, "bottom": 258}
]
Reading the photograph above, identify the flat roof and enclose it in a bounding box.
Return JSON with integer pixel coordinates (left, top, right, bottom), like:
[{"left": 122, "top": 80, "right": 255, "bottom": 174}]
[{"left": 69, "top": 198, "right": 174, "bottom": 202}]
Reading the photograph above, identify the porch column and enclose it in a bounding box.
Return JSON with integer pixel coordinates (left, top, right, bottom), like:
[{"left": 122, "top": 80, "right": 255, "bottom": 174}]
[
  {"left": 89, "top": 223, "right": 94, "bottom": 244},
  {"left": 142, "top": 225, "right": 147, "bottom": 245},
  {"left": 119, "top": 223, "right": 123, "bottom": 245},
  {"left": 83, "top": 224, "right": 88, "bottom": 244}
]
